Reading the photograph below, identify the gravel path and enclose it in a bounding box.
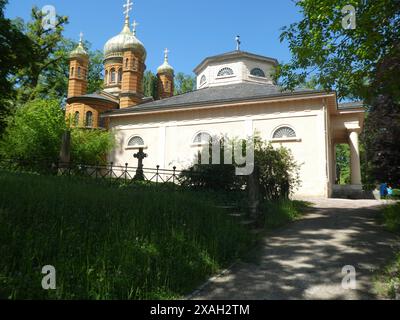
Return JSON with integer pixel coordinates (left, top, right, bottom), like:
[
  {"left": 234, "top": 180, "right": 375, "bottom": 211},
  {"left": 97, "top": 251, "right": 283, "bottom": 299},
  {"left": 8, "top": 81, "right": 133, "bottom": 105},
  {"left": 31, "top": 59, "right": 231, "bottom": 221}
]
[{"left": 192, "top": 199, "right": 400, "bottom": 300}]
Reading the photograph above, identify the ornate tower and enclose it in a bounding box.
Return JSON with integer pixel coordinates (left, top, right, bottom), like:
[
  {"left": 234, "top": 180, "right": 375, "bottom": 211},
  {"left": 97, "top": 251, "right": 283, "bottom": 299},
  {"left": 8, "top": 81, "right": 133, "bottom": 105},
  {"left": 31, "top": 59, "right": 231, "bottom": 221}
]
[
  {"left": 68, "top": 33, "right": 89, "bottom": 98},
  {"left": 157, "top": 49, "right": 174, "bottom": 100},
  {"left": 120, "top": 20, "right": 147, "bottom": 108}
]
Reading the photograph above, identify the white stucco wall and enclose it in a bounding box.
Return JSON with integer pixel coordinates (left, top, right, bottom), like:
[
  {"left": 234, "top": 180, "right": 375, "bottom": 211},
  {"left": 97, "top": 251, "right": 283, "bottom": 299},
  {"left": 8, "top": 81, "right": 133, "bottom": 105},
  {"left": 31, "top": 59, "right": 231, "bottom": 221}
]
[
  {"left": 108, "top": 98, "right": 330, "bottom": 198},
  {"left": 197, "top": 58, "right": 275, "bottom": 89}
]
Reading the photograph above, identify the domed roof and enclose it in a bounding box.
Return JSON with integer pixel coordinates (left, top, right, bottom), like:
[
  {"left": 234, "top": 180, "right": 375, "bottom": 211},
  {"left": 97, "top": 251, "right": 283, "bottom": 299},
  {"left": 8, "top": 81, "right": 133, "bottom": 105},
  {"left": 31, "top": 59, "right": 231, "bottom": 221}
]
[
  {"left": 157, "top": 49, "right": 174, "bottom": 75},
  {"left": 70, "top": 36, "right": 88, "bottom": 59},
  {"left": 124, "top": 34, "right": 146, "bottom": 59},
  {"left": 104, "top": 17, "right": 146, "bottom": 60}
]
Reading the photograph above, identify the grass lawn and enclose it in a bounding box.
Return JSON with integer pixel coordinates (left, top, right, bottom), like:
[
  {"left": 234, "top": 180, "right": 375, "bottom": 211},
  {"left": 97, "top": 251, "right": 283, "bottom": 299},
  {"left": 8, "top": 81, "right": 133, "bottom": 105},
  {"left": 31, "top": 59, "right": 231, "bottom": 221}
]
[
  {"left": 0, "top": 170, "right": 254, "bottom": 299},
  {"left": 374, "top": 203, "right": 400, "bottom": 299},
  {"left": 262, "top": 199, "right": 311, "bottom": 230}
]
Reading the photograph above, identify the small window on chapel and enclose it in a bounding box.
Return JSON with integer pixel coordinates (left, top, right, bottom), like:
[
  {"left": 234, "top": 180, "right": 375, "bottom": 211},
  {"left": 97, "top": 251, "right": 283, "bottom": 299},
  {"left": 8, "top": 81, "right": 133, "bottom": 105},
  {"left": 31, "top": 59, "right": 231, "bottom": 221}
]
[
  {"left": 74, "top": 111, "right": 80, "bottom": 126},
  {"left": 110, "top": 69, "right": 116, "bottom": 83},
  {"left": 165, "top": 80, "right": 171, "bottom": 93},
  {"left": 125, "top": 58, "right": 129, "bottom": 68},
  {"left": 118, "top": 69, "right": 122, "bottom": 82},
  {"left": 250, "top": 68, "right": 266, "bottom": 78},
  {"left": 77, "top": 67, "right": 81, "bottom": 78},
  {"left": 86, "top": 111, "right": 93, "bottom": 127},
  {"left": 200, "top": 75, "right": 207, "bottom": 86},
  {"left": 127, "top": 136, "right": 145, "bottom": 149},
  {"left": 217, "top": 67, "right": 234, "bottom": 77},
  {"left": 70, "top": 67, "right": 74, "bottom": 77},
  {"left": 273, "top": 126, "right": 296, "bottom": 139}
]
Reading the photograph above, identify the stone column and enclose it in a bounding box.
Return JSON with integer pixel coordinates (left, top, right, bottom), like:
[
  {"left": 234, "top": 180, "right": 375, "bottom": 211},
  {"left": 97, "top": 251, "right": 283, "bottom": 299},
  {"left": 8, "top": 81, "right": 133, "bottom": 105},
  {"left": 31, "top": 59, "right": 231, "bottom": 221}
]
[
  {"left": 332, "top": 142, "right": 337, "bottom": 184},
  {"left": 349, "top": 130, "right": 361, "bottom": 185}
]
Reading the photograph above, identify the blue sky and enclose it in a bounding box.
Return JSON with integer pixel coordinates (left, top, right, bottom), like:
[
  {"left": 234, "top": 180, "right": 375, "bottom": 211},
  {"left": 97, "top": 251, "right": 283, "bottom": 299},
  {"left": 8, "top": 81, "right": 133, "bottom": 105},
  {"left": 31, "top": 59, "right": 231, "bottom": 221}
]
[{"left": 5, "top": 0, "right": 302, "bottom": 75}]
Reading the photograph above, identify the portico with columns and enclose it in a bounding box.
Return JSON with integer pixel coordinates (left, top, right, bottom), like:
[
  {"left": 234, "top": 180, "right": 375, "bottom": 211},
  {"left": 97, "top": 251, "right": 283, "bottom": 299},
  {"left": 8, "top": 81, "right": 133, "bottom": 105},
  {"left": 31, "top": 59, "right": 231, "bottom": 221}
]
[{"left": 330, "top": 103, "right": 365, "bottom": 197}]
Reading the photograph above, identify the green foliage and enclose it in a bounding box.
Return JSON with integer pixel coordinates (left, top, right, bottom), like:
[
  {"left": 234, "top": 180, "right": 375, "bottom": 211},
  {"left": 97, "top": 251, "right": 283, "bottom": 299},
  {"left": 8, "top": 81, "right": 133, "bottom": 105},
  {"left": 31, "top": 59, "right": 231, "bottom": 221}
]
[
  {"left": 383, "top": 204, "right": 400, "bottom": 233},
  {"left": 262, "top": 200, "right": 311, "bottom": 230},
  {"left": 0, "top": 0, "right": 34, "bottom": 132},
  {"left": 336, "top": 144, "right": 350, "bottom": 184},
  {"left": 13, "top": 6, "right": 69, "bottom": 103},
  {"left": 362, "top": 95, "right": 400, "bottom": 185},
  {"left": 277, "top": 0, "right": 399, "bottom": 100},
  {"left": 143, "top": 71, "right": 158, "bottom": 100},
  {"left": 0, "top": 171, "right": 253, "bottom": 299},
  {"left": 254, "top": 137, "right": 301, "bottom": 200},
  {"left": 374, "top": 204, "right": 400, "bottom": 299},
  {"left": 181, "top": 164, "right": 239, "bottom": 191},
  {"left": 174, "top": 72, "right": 196, "bottom": 95},
  {"left": 180, "top": 135, "right": 300, "bottom": 200},
  {"left": 70, "top": 129, "right": 115, "bottom": 165},
  {"left": 0, "top": 99, "right": 66, "bottom": 162}
]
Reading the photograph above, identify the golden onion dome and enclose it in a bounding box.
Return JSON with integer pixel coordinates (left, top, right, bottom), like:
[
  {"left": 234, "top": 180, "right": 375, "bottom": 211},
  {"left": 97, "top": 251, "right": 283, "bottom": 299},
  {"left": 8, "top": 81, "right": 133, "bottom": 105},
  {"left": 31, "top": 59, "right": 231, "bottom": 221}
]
[
  {"left": 157, "top": 49, "right": 174, "bottom": 75},
  {"left": 70, "top": 35, "right": 89, "bottom": 59},
  {"left": 104, "top": 17, "right": 146, "bottom": 60}
]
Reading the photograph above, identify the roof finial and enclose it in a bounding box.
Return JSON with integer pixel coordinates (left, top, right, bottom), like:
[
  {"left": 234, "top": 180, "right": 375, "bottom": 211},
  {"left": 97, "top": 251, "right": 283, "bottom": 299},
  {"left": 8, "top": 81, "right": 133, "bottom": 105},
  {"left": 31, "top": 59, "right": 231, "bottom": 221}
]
[
  {"left": 235, "top": 35, "right": 241, "bottom": 51},
  {"left": 79, "top": 32, "right": 84, "bottom": 45},
  {"left": 164, "top": 48, "right": 169, "bottom": 62},
  {"left": 132, "top": 20, "right": 139, "bottom": 36},
  {"left": 123, "top": 0, "right": 133, "bottom": 18}
]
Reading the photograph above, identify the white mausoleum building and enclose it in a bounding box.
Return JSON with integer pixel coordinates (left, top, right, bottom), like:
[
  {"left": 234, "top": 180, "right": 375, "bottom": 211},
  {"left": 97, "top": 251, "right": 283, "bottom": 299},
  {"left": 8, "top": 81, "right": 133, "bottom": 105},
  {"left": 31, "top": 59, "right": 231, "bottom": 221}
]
[
  {"left": 66, "top": 3, "right": 365, "bottom": 198},
  {"left": 103, "top": 48, "right": 364, "bottom": 197}
]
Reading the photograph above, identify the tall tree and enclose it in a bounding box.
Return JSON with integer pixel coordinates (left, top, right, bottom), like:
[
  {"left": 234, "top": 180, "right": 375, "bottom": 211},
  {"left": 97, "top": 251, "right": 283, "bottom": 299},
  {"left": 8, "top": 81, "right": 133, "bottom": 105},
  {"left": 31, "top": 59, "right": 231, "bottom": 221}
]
[
  {"left": 277, "top": 0, "right": 400, "bottom": 100},
  {"left": 0, "top": 0, "right": 33, "bottom": 133},
  {"left": 36, "top": 38, "right": 104, "bottom": 103},
  {"left": 143, "top": 71, "right": 158, "bottom": 100},
  {"left": 13, "top": 6, "right": 68, "bottom": 102},
  {"left": 174, "top": 73, "right": 196, "bottom": 95}
]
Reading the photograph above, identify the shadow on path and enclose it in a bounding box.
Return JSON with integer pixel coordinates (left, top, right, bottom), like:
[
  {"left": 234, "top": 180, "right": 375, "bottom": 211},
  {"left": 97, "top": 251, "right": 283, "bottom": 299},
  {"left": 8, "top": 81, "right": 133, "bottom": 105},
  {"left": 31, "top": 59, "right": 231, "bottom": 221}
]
[{"left": 192, "top": 199, "right": 400, "bottom": 300}]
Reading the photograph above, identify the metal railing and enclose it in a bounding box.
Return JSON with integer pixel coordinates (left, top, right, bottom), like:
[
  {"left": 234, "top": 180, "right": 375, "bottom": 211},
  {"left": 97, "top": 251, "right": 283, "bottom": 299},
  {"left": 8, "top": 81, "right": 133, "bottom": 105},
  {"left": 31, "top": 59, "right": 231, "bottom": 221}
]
[{"left": 0, "top": 158, "right": 193, "bottom": 187}]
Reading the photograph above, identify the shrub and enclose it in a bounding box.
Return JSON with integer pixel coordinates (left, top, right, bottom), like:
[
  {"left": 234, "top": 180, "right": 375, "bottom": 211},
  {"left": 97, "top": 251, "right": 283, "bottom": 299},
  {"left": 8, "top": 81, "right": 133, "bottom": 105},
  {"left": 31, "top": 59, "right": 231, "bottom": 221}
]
[
  {"left": 0, "top": 99, "right": 66, "bottom": 163},
  {"left": 254, "top": 137, "right": 301, "bottom": 200},
  {"left": 180, "top": 135, "right": 301, "bottom": 201},
  {"left": 70, "top": 129, "right": 115, "bottom": 165}
]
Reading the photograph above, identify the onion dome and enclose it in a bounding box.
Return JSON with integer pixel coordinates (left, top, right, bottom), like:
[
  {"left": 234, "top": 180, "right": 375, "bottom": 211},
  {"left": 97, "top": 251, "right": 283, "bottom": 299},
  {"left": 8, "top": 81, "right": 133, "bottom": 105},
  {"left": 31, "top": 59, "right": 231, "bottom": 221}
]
[
  {"left": 103, "top": 17, "right": 132, "bottom": 59},
  {"left": 70, "top": 33, "right": 88, "bottom": 59},
  {"left": 104, "top": 17, "right": 146, "bottom": 60},
  {"left": 157, "top": 48, "right": 174, "bottom": 75},
  {"left": 123, "top": 33, "right": 146, "bottom": 59}
]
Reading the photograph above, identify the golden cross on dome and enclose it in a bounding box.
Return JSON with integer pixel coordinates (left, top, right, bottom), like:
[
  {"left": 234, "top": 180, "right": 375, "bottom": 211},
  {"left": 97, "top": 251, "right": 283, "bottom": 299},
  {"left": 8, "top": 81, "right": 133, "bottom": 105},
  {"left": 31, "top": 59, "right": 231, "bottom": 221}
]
[
  {"left": 123, "top": 0, "right": 133, "bottom": 18},
  {"left": 132, "top": 20, "right": 139, "bottom": 35},
  {"left": 79, "top": 32, "right": 84, "bottom": 44},
  {"left": 164, "top": 48, "right": 169, "bottom": 61}
]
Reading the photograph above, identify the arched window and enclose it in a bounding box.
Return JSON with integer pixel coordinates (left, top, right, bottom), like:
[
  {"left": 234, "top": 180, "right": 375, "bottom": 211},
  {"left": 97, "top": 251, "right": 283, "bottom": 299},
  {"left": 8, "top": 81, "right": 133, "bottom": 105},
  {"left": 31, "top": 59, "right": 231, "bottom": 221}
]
[
  {"left": 250, "top": 68, "right": 266, "bottom": 77},
  {"left": 110, "top": 68, "right": 116, "bottom": 83},
  {"left": 70, "top": 67, "right": 74, "bottom": 77},
  {"left": 128, "top": 136, "right": 145, "bottom": 148},
  {"left": 273, "top": 126, "right": 296, "bottom": 139},
  {"left": 193, "top": 132, "right": 212, "bottom": 145},
  {"left": 217, "top": 67, "right": 234, "bottom": 77},
  {"left": 74, "top": 111, "right": 80, "bottom": 126},
  {"left": 105, "top": 70, "right": 108, "bottom": 84},
  {"left": 200, "top": 75, "right": 207, "bottom": 86},
  {"left": 77, "top": 67, "right": 81, "bottom": 78},
  {"left": 125, "top": 58, "right": 129, "bottom": 68},
  {"left": 85, "top": 111, "right": 93, "bottom": 127},
  {"left": 118, "top": 69, "right": 122, "bottom": 82}
]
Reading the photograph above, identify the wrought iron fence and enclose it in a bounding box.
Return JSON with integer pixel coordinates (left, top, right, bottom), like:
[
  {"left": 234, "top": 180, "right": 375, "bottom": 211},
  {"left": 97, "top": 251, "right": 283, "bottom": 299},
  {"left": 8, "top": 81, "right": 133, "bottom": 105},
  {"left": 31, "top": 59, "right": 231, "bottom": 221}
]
[{"left": 0, "top": 158, "right": 193, "bottom": 187}]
